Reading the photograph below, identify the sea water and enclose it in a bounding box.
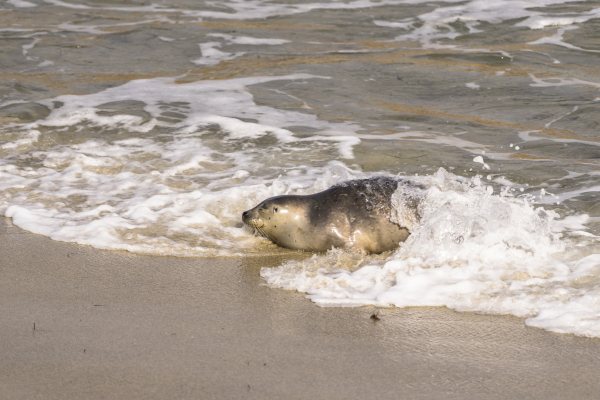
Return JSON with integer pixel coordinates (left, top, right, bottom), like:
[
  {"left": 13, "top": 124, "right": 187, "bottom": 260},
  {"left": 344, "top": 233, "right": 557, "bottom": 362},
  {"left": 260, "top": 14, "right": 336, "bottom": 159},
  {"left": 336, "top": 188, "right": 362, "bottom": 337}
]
[{"left": 1, "top": 0, "right": 598, "bottom": 337}]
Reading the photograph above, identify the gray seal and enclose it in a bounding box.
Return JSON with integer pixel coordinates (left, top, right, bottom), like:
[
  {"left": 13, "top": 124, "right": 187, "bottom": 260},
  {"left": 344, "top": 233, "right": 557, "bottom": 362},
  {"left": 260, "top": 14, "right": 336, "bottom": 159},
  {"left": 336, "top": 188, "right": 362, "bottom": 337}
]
[{"left": 242, "top": 177, "right": 420, "bottom": 253}]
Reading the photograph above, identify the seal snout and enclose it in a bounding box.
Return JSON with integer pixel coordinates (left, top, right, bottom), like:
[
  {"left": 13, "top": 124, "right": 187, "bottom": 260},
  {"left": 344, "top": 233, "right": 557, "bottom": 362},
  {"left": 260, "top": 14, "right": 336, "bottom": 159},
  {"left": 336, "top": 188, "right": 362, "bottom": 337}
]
[
  {"left": 242, "top": 208, "right": 264, "bottom": 229},
  {"left": 242, "top": 210, "right": 250, "bottom": 224}
]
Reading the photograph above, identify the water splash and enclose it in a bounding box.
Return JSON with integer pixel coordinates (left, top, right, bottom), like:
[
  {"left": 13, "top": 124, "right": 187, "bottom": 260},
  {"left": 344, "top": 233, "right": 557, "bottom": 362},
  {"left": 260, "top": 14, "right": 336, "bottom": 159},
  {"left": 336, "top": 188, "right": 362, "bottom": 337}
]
[{"left": 262, "top": 168, "right": 600, "bottom": 337}]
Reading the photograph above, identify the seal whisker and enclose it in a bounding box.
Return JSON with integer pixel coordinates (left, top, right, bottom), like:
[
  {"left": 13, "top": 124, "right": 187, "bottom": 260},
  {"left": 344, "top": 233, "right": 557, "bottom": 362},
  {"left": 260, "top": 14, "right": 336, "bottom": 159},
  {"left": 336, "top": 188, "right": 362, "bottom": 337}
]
[
  {"left": 252, "top": 225, "right": 267, "bottom": 239},
  {"left": 258, "top": 227, "right": 269, "bottom": 239}
]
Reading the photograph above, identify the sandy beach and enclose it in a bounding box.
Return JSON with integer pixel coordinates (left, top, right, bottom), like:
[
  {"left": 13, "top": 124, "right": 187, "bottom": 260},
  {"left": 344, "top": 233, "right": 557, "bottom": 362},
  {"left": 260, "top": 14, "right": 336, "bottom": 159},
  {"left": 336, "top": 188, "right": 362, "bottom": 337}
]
[{"left": 1, "top": 218, "right": 599, "bottom": 400}]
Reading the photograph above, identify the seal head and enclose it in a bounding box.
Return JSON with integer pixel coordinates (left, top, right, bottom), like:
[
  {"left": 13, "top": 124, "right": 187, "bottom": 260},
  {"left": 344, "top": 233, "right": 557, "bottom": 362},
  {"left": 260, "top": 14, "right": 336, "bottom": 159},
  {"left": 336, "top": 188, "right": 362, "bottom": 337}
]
[{"left": 242, "top": 195, "right": 316, "bottom": 250}]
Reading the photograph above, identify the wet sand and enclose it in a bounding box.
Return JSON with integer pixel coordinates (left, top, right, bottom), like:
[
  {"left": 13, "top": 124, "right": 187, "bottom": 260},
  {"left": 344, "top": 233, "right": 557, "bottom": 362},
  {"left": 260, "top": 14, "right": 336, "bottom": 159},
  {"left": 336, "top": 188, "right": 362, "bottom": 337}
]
[{"left": 1, "top": 218, "right": 600, "bottom": 400}]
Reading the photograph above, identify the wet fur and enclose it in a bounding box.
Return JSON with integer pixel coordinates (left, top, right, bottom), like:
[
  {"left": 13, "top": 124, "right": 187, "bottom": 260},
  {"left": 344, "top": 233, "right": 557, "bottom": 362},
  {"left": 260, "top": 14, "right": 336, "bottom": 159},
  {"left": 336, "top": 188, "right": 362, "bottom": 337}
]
[{"left": 242, "top": 177, "right": 416, "bottom": 253}]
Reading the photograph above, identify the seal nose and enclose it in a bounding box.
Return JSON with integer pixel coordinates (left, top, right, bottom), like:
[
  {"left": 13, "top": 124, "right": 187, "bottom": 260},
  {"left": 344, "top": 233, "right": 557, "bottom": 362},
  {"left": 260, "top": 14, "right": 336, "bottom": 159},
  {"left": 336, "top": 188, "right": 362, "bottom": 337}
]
[{"left": 242, "top": 210, "right": 250, "bottom": 224}]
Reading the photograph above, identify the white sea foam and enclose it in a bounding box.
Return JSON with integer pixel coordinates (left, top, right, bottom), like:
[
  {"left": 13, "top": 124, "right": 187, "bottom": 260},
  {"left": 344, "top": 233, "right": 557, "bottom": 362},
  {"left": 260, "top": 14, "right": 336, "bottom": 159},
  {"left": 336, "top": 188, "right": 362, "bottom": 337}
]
[
  {"left": 194, "top": 34, "right": 289, "bottom": 65},
  {"left": 41, "top": 0, "right": 415, "bottom": 19},
  {"left": 0, "top": 74, "right": 363, "bottom": 256},
  {"left": 472, "top": 155, "right": 490, "bottom": 170},
  {"left": 373, "top": 19, "right": 415, "bottom": 30},
  {"left": 183, "top": 0, "right": 424, "bottom": 20},
  {"left": 518, "top": 130, "right": 600, "bottom": 148},
  {"left": 43, "top": 0, "right": 174, "bottom": 12},
  {"left": 208, "top": 33, "right": 289, "bottom": 46},
  {"left": 194, "top": 42, "right": 244, "bottom": 66},
  {"left": 360, "top": 130, "right": 488, "bottom": 154},
  {"left": 375, "top": 0, "right": 600, "bottom": 53},
  {"left": 262, "top": 168, "right": 600, "bottom": 337},
  {"left": 529, "top": 26, "right": 600, "bottom": 54},
  {"left": 529, "top": 74, "right": 600, "bottom": 90},
  {"left": 35, "top": 0, "right": 600, "bottom": 59},
  {"left": 57, "top": 17, "right": 171, "bottom": 35},
  {"left": 22, "top": 37, "right": 40, "bottom": 60},
  {"left": 36, "top": 0, "right": 600, "bottom": 36},
  {"left": 7, "top": 0, "right": 36, "bottom": 8}
]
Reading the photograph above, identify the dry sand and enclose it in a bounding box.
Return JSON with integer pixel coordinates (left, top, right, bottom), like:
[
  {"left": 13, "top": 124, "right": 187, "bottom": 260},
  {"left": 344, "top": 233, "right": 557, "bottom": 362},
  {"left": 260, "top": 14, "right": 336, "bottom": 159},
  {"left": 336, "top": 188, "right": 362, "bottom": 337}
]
[{"left": 1, "top": 217, "right": 600, "bottom": 400}]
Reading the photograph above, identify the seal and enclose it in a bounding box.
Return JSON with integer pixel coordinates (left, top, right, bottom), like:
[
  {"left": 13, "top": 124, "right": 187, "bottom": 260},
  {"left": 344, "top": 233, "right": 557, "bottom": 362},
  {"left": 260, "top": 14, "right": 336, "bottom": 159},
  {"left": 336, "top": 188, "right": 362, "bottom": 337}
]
[{"left": 242, "top": 177, "right": 420, "bottom": 253}]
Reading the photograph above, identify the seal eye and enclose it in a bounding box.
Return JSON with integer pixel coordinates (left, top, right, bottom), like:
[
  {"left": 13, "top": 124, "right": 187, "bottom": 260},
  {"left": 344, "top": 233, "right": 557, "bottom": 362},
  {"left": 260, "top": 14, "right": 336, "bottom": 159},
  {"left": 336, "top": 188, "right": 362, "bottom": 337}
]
[{"left": 273, "top": 207, "right": 278, "bottom": 213}]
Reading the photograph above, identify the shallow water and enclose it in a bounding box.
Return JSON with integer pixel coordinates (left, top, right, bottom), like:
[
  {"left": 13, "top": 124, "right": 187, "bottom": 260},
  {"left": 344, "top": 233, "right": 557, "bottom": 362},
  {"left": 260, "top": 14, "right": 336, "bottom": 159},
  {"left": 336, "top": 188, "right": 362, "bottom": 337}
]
[{"left": 1, "top": 0, "right": 599, "bottom": 336}]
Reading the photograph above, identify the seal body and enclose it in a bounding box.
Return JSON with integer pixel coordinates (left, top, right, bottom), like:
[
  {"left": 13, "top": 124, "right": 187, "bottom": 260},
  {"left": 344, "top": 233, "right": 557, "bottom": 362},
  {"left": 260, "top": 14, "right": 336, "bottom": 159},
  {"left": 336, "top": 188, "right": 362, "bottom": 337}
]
[{"left": 242, "top": 177, "right": 418, "bottom": 253}]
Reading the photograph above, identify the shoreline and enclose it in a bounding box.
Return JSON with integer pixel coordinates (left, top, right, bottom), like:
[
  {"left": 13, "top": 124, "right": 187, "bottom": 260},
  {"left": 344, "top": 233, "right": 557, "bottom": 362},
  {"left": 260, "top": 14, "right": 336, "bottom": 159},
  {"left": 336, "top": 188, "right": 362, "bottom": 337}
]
[{"left": 2, "top": 217, "right": 600, "bottom": 400}]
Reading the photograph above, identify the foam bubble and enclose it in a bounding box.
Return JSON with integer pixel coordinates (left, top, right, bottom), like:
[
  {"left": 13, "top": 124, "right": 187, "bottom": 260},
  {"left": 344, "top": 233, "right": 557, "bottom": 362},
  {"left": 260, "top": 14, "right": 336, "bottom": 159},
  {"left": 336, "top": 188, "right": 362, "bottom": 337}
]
[
  {"left": 472, "top": 155, "right": 490, "bottom": 170},
  {"left": 194, "top": 42, "right": 244, "bottom": 66}
]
